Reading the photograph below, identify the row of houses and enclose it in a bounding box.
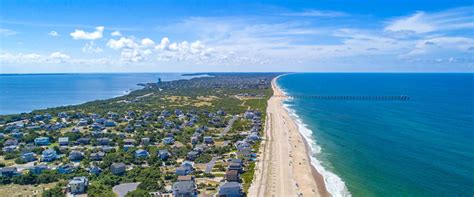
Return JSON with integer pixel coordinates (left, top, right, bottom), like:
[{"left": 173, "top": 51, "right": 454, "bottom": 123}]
[{"left": 218, "top": 158, "right": 244, "bottom": 196}]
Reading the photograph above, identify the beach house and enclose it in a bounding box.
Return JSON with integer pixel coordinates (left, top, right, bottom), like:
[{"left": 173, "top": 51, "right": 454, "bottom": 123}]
[
  {"left": 134, "top": 149, "right": 149, "bottom": 159},
  {"left": 68, "top": 150, "right": 84, "bottom": 161},
  {"left": 58, "top": 137, "right": 69, "bottom": 146},
  {"left": 158, "top": 149, "right": 170, "bottom": 160},
  {"left": 225, "top": 170, "right": 241, "bottom": 182},
  {"left": 76, "top": 137, "right": 90, "bottom": 145},
  {"left": 172, "top": 180, "right": 197, "bottom": 197},
  {"left": 58, "top": 163, "right": 75, "bottom": 174},
  {"left": 176, "top": 161, "right": 194, "bottom": 176},
  {"left": 111, "top": 162, "right": 126, "bottom": 175},
  {"left": 90, "top": 151, "right": 105, "bottom": 161},
  {"left": 34, "top": 137, "right": 50, "bottom": 146},
  {"left": 217, "top": 182, "right": 243, "bottom": 197},
  {"left": 162, "top": 137, "right": 175, "bottom": 145},
  {"left": 186, "top": 151, "right": 200, "bottom": 161},
  {"left": 68, "top": 176, "right": 88, "bottom": 194},
  {"left": 41, "top": 149, "right": 58, "bottom": 162},
  {"left": 30, "top": 164, "right": 48, "bottom": 174},
  {"left": 20, "top": 152, "right": 36, "bottom": 162},
  {"left": 228, "top": 162, "right": 243, "bottom": 173},
  {"left": 203, "top": 136, "right": 214, "bottom": 144},
  {"left": 0, "top": 167, "right": 17, "bottom": 177}
]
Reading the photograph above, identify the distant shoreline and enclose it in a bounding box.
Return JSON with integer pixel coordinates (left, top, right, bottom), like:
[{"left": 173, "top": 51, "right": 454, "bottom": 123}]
[{"left": 0, "top": 73, "right": 204, "bottom": 116}]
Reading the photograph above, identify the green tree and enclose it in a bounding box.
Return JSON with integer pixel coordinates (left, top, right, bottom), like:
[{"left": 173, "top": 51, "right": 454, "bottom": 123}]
[
  {"left": 125, "top": 189, "right": 150, "bottom": 197},
  {"left": 42, "top": 185, "right": 65, "bottom": 197},
  {"left": 138, "top": 178, "right": 163, "bottom": 192}
]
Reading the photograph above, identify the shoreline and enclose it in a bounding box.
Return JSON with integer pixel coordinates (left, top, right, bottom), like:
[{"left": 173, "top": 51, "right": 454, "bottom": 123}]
[
  {"left": 0, "top": 73, "right": 209, "bottom": 116},
  {"left": 277, "top": 75, "right": 351, "bottom": 197},
  {"left": 248, "top": 75, "right": 330, "bottom": 197}
]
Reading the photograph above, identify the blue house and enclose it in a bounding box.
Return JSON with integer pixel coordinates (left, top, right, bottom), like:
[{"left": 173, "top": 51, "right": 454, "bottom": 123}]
[
  {"left": 58, "top": 137, "right": 69, "bottom": 146},
  {"left": 68, "top": 151, "right": 84, "bottom": 161},
  {"left": 11, "top": 131, "right": 23, "bottom": 139},
  {"left": 21, "top": 152, "right": 36, "bottom": 162},
  {"left": 158, "top": 150, "right": 170, "bottom": 160},
  {"left": 34, "top": 137, "right": 50, "bottom": 146},
  {"left": 123, "top": 144, "right": 134, "bottom": 151},
  {"left": 104, "top": 120, "right": 116, "bottom": 127},
  {"left": 30, "top": 164, "right": 49, "bottom": 174},
  {"left": 76, "top": 137, "right": 90, "bottom": 145},
  {"left": 41, "top": 149, "right": 58, "bottom": 162},
  {"left": 218, "top": 182, "right": 243, "bottom": 197},
  {"left": 97, "top": 138, "right": 111, "bottom": 146},
  {"left": 0, "top": 167, "right": 17, "bottom": 177},
  {"left": 90, "top": 152, "right": 105, "bottom": 161},
  {"left": 203, "top": 136, "right": 214, "bottom": 144},
  {"left": 176, "top": 161, "right": 194, "bottom": 176},
  {"left": 2, "top": 145, "right": 17, "bottom": 153},
  {"left": 162, "top": 137, "right": 175, "bottom": 145},
  {"left": 89, "top": 166, "right": 102, "bottom": 175},
  {"left": 134, "top": 149, "right": 149, "bottom": 159},
  {"left": 187, "top": 151, "right": 200, "bottom": 161},
  {"left": 58, "top": 163, "right": 75, "bottom": 174}
]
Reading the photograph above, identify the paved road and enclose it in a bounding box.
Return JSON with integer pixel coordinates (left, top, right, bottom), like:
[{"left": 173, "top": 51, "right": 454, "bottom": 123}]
[
  {"left": 113, "top": 182, "right": 140, "bottom": 197},
  {"left": 220, "top": 115, "right": 238, "bottom": 137},
  {"left": 205, "top": 156, "right": 219, "bottom": 174}
]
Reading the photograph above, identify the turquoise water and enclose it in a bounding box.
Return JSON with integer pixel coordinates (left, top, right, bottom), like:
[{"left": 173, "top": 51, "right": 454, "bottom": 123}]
[
  {"left": 0, "top": 73, "right": 198, "bottom": 115},
  {"left": 277, "top": 73, "right": 474, "bottom": 196}
]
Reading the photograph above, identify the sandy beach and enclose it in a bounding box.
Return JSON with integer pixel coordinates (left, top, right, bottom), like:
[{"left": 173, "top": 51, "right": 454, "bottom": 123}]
[{"left": 248, "top": 76, "right": 329, "bottom": 197}]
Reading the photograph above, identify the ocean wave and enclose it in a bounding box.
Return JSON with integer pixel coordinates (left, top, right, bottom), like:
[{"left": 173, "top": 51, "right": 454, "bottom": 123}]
[{"left": 282, "top": 98, "right": 351, "bottom": 197}]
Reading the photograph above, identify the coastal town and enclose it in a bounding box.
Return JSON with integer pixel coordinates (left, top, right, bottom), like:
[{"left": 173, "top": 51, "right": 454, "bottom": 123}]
[{"left": 0, "top": 73, "right": 278, "bottom": 197}]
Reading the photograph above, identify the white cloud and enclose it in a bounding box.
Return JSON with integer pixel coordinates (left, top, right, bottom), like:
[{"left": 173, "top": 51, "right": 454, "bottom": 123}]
[
  {"left": 0, "top": 28, "right": 17, "bottom": 36},
  {"left": 70, "top": 26, "right": 104, "bottom": 40},
  {"left": 111, "top": 31, "right": 122, "bottom": 37},
  {"left": 105, "top": 35, "right": 216, "bottom": 63},
  {"left": 107, "top": 37, "right": 148, "bottom": 62},
  {"left": 48, "top": 31, "right": 60, "bottom": 37},
  {"left": 156, "top": 37, "right": 170, "bottom": 50},
  {"left": 107, "top": 37, "right": 138, "bottom": 50},
  {"left": 0, "top": 53, "right": 42, "bottom": 63},
  {"left": 82, "top": 41, "right": 103, "bottom": 53},
  {"left": 141, "top": 38, "right": 155, "bottom": 47},
  {"left": 385, "top": 12, "right": 435, "bottom": 33},
  {"left": 282, "top": 10, "right": 348, "bottom": 17},
  {"left": 0, "top": 51, "right": 70, "bottom": 64},
  {"left": 0, "top": 51, "right": 117, "bottom": 66},
  {"left": 49, "top": 51, "right": 70, "bottom": 59},
  {"left": 402, "top": 36, "right": 474, "bottom": 58},
  {"left": 385, "top": 7, "right": 474, "bottom": 33}
]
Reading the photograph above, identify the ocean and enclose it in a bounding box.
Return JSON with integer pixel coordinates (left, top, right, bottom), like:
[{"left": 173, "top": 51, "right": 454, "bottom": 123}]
[
  {"left": 277, "top": 73, "right": 474, "bottom": 196},
  {"left": 0, "top": 73, "right": 201, "bottom": 115}
]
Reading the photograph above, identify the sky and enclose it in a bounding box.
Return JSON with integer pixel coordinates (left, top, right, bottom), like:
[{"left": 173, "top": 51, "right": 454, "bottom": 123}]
[{"left": 0, "top": 0, "right": 473, "bottom": 73}]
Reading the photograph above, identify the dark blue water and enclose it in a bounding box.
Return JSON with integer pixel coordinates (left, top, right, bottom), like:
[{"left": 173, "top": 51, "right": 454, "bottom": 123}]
[
  {"left": 0, "top": 73, "right": 199, "bottom": 115},
  {"left": 278, "top": 73, "right": 474, "bottom": 196}
]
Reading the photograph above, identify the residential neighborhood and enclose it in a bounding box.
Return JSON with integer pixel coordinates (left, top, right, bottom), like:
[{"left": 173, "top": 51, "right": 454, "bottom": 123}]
[{"left": 0, "top": 73, "right": 275, "bottom": 196}]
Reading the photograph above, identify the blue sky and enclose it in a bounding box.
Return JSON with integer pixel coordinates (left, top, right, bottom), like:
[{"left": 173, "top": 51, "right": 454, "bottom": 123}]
[{"left": 1, "top": 0, "right": 473, "bottom": 73}]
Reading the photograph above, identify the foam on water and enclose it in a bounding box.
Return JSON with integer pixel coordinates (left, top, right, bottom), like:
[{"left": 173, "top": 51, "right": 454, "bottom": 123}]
[{"left": 278, "top": 82, "right": 351, "bottom": 197}]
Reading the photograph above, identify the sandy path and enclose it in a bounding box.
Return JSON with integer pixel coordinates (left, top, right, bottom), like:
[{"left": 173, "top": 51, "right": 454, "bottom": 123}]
[{"left": 248, "top": 76, "right": 329, "bottom": 197}]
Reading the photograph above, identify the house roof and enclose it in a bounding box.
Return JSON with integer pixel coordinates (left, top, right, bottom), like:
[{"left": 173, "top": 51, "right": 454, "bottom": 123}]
[
  {"left": 226, "top": 170, "right": 239, "bottom": 175},
  {"left": 177, "top": 175, "right": 193, "bottom": 181},
  {"left": 220, "top": 182, "right": 241, "bottom": 189},
  {"left": 173, "top": 180, "right": 195, "bottom": 191},
  {"left": 111, "top": 163, "right": 125, "bottom": 168}
]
